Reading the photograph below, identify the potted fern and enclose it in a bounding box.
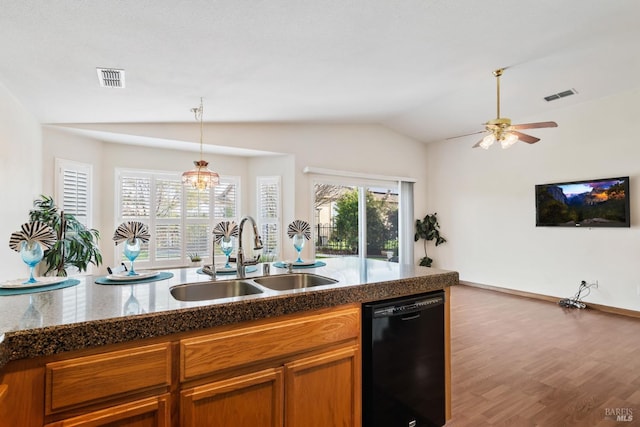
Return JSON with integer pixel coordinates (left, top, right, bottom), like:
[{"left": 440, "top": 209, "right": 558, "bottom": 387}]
[
  {"left": 414, "top": 212, "right": 447, "bottom": 267},
  {"left": 28, "top": 195, "right": 102, "bottom": 276}
]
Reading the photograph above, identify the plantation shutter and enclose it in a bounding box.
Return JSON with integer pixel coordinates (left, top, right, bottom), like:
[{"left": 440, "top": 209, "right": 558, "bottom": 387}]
[
  {"left": 118, "top": 172, "right": 152, "bottom": 263},
  {"left": 211, "top": 177, "right": 240, "bottom": 257},
  {"left": 213, "top": 178, "right": 239, "bottom": 221},
  {"left": 257, "top": 176, "right": 281, "bottom": 258},
  {"left": 186, "top": 186, "right": 212, "bottom": 258},
  {"left": 55, "top": 159, "right": 92, "bottom": 228},
  {"left": 116, "top": 169, "right": 239, "bottom": 268},
  {"left": 120, "top": 175, "right": 151, "bottom": 219},
  {"left": 155, "top": 178, "right": 182, "bottom": 261}
]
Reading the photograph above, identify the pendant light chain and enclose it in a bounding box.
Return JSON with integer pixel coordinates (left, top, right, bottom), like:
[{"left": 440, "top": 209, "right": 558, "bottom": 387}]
[
  {"left": 181, "top": 97, "right": 220, "bottom": 190},
  {"left": 195, "top": 97, "right": 204, "bottom": 159}
]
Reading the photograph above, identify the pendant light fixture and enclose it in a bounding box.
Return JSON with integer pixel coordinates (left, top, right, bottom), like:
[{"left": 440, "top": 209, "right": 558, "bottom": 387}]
[{"left": 181, "top": 97, "right": 220, "bottom": 190}]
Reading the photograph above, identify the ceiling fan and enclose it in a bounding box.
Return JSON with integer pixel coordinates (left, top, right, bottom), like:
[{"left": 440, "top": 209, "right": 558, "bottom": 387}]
[{"left": 450, "top": 68, "right": 558, "bottom": 149}]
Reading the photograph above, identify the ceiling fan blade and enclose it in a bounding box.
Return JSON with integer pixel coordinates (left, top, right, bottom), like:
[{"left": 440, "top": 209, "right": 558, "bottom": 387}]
[
  {"left": 511, "top": 131, "right": 540, "bottom": 144},
  {"left": 445, "top": 130, "right": 486, "bottom": 140},
  {"left": 510, "top": 121, "right": 558, "bottom": 130},
  {"left": 471, "top": 138, "right": 485, "bottom": 148}
]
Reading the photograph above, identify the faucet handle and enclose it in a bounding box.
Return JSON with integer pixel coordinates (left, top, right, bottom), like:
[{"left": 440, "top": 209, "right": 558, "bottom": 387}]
[
  {"left": 283, "top": 261, "right": 294, "bottom": 274},
  {"left": 254, "top": 235, "right": 263, "bottom": 251},
  {"left": 201, "top": 264, "right": 216, "bottom": 278}
]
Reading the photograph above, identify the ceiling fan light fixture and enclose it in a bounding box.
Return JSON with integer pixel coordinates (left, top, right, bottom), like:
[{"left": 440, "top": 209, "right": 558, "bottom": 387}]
[
  {"left": 500, "top": 133, "right": 518, "bottom": 149},
  {"left": 479, "top": 134, "right": 495, "bottom": 149},
  {"left": 181, "top": 98, "right": 219, "bottom": 191},
  {"left": 461, "top": 68, "right": 558, "bottom": 149}
]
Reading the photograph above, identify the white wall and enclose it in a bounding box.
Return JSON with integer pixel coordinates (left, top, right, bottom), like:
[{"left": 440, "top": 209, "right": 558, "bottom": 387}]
[
  {"left": 42, "top": 126, "right": 105, "bottom": 237},
  {"left": 63, "top": 122, "right": 430, "bottom": 222},
  {"left": 426, "top": 88, "right": 640, "bottom": 311},
  {"left": 42, "top": 124, "right": 428, "bottom": 272},
  {"left": 0, "top": 83, "right": 42, "bottom": 279}
]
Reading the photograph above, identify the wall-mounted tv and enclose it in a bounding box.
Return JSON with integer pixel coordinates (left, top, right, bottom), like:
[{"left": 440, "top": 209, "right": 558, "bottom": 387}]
[{"left": 535, "top": 176, "right": 630, "bottom": 227}]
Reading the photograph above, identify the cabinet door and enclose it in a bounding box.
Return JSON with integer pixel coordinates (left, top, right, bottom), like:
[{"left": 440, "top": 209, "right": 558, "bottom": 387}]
[
  {"left": 44, "top": 394, "right": 170, "bottom": 427},
  {"left": 284, "top": 346, "right": 361, "bottom": 427},
  {"left": 180, "top": 367, "right": 284, "bottom": 427}
]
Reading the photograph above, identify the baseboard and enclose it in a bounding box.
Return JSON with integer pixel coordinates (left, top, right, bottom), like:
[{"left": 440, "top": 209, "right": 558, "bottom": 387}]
[{"left": 459, "top": 280, "right": 640, "bottom": 319}]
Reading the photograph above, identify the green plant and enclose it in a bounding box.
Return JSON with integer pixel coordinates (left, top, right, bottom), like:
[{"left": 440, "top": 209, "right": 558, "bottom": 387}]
[
  {"left": 28, "top": 195, "right": 102, "bottom": 276},
  {"left": 188, "top": 253, "right": 202, "bottom": 262},
  {"left": 414, "top": 212, "right": 447, "bottom": 267}
]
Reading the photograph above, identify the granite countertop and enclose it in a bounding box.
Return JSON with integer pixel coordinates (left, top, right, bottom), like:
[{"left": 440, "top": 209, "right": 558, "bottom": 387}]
[{"left": 0, "top": 257, "right": 458, "bottom": 368}]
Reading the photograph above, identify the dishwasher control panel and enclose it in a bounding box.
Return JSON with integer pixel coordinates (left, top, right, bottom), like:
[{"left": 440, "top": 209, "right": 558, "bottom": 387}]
[{"left": 372, "top": 294, "right": 444, "bottom": 318}]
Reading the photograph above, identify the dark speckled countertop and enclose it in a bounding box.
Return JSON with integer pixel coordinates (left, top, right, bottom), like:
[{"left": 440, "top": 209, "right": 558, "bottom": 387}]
[{"left": 0, "top": 257, "right": 458, "bottom": 368}]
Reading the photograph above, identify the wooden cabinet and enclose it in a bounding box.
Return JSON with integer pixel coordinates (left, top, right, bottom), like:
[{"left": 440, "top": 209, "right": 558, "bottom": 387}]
[
  {"left": 179, "top": 305, "right": 361, "bottom": 427},
  {"left": 180, "top": 368, "right": 284, "bottom": 427},
  {"left": 0, "top": 343, "right": 172, "bottom": 427},
  {"left": 44, "top": 394, "right": 171, "bottom": 427},
  {"left": 179, "top": 305, "right": 360, "bottom": 381},
  {"left": 180, "top": 345, "right": 360, "bottom": 427},
  {"left": 0, "top": 304, "right": 363, "bottom": 427},
  {"left": 45, "top": 343, "right": 172, "bottom": 415},
  {"left": 285, "top": 345, "right": 360, "bottom": 427}
]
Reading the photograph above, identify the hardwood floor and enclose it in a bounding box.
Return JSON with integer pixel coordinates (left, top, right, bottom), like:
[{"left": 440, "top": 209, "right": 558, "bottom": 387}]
[{"left": 445, "top": 285, "right": 640, "bottom": 427}]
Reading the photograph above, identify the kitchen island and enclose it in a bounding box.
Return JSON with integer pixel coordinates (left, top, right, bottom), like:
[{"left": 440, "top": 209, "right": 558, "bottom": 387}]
[{"left": 0, "top": 257, "right": 457, "bottom": 426}]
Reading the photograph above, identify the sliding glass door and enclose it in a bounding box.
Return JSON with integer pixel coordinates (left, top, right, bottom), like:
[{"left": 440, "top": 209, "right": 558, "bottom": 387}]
[{"left": 313, "top": 182, "right": 399, "bottom": 261}]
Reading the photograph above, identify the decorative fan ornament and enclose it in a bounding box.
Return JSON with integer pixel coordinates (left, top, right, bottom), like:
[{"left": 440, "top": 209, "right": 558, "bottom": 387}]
[
  {"left": 213, "top": 221, "right": 239, "bottom": 243},
  {"left": 113, "top": 221, "right": 151, "bottom": 245},
  {"left": 8, "top": 221, "right": 57, "bottom": 252},
  {"left": 287, "top": 220, "right": 311, "bottom": 240}
]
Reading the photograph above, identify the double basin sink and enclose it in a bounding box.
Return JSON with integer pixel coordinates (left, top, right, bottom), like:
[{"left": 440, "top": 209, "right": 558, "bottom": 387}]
[{"left": 170, "top": 273, "right": 338, "bottom": 302}]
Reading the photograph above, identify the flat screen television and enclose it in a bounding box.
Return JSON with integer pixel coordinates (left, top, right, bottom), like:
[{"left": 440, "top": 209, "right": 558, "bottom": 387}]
[{"left": 535, "top": 176, "right": 630, "bottom": 227}]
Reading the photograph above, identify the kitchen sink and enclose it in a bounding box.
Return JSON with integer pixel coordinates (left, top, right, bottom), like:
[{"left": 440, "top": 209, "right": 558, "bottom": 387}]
[
  {"left": 253, "top": 273, "right": 338, "bottom": 291},
  {"left": 170, "top": 280, "right": 263, "bottom": 302}
]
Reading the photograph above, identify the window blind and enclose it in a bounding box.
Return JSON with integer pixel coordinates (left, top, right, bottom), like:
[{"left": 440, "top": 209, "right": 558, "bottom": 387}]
[
  {"left": 116, "top": 169, "right": 240, "bottom": 267},
  {"left": 56, "top": 159, "right": 92, "bottom": 228},
  {"left": 257, "top": 176, "right": 281, "bottom": 258}
]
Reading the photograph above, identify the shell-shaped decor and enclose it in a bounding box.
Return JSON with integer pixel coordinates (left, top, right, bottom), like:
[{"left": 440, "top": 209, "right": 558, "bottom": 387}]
[
  {"left": 213, "top": 221, "right": 239, "bottom": 243},
  {"left": 8, "top": 221, "right": 57, "bottom": 252},
  {"left": 287, "top": 220, "right": 311, "bottom": 240},
  {"left": 113, "top": 221, "right": 150, "bottom": 245}
]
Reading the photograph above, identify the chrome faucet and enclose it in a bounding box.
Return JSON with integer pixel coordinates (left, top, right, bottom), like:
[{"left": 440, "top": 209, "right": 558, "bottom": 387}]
[
  {"left": 231, "top": 215, "right": 263, "bottom": 278},
  {"left": 201, "top": 237, "right": 218, "bottom": 280}
]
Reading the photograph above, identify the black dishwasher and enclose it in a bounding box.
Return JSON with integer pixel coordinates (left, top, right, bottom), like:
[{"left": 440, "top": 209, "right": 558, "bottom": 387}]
[{"left": 362, "top": 291, "right": 445, "bottom": 427}]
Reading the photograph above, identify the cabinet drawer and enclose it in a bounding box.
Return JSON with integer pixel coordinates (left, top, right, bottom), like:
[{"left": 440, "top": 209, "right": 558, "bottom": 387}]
[
  {"left": 44, "top": 393, "right": 171, "bottom": 427},
  {"left": 181, "top": 305, "right": 360, "bottom": 381},
  {"left": 45, "top": 343, "right": 171, "bottom": 414}
]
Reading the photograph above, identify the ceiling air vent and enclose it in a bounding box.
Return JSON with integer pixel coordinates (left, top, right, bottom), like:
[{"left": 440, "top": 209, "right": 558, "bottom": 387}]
[
  {"left": 544, "top": 88, "right": 576, "bottom": 102},
  {"left": 96, "top": 68, "right": 125, "bottom": 88}
]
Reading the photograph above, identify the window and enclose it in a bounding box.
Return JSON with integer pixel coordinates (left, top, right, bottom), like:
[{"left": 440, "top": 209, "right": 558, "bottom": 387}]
[
  {"left": 212, "top": 177, "right": 240, "bottom": 258},
  {"left": 257, "top": 176, "right": 281, "bottom": 260},
  {"left": 306, "top": 167, "right": 414, "bottom": 264},
  {"left": 116, "top": 169, "right": 239, "bottom": 268},
  {"left": 55, "top": 159, "right": 92, "bottom": 228}
]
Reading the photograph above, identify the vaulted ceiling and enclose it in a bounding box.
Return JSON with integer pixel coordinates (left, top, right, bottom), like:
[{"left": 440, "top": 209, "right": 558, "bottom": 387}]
[{"left": 2, "top": 0, "right": 639, "bottom": 145}]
